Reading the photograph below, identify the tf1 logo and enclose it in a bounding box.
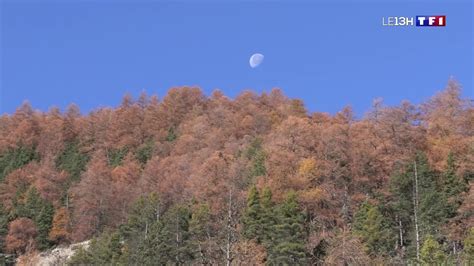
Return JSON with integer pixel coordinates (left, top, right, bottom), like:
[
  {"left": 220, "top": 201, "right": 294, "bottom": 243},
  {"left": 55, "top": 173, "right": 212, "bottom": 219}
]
[
  {"left": 416, "top": 16, "right": 446, "bottom": 26},
  {"left": 382, "top": 16, "right": 446, "bottom": 27}
]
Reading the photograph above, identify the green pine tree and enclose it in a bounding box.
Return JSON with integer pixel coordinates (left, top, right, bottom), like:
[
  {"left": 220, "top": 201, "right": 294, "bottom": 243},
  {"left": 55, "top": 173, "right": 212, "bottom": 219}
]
[
  {"left": 189, "top": 203, "right": 211, "bottom": 264},
  {"left": 56, "top": 141, "right": 89, "bottom": 182},
  {"left": 123, "top": 193, "right": 161, "bottom": 234},
  {"left": 107, "top": 148, "right": 128, "bottom": 167},
  {"left": 416, "top": 153, "right": 448, "bottom": 238},
  {"left": 353, "top": 200, "right": 371, "bottom": 233},
  {"left": 120, "top": 193, "right": 161, "bottom": 260},
  {"left": 245, "top": 138, "right": 266, "bottom": 179},
  {"left": 166, "top": 127, "right": 177, "bottom": 142},
  {"left": 68, "top": 231, "right": 125, "bottom": 265},
  {"left": 135, "top": 139, "right": 155, "bottom": 165},
  {"left": 464, "top": 227, "right": 474, "bottom": 263},
  {"left": 252, "top": 151, "right": 266, "bottom": 177},
  {"left": 15, "top": 187, "right": 43, "bottom": 219},
  {"left": 242, "top": 186, "right": 262, "bottom": 241},
  {"left": 0, "top": 204, "right": 9, "bottom": 253},
  {"left": 420, "top": 234, "right": 446, "bottom": 265},
  {"left": 162, "top": 204, "right": 193, "bottom": 264},
  {"left": 390, "top": 152, "right": 449, "bottom": 258},
  {"left": 0, "top": 146, "right": 39, "bottom": 181},
  {"left": 14, "top": 187, "right": 55, "bottom": 250},
  {"left": 260, "top": 187, "right": 276, "bottom": 248},
  {"left": 35, "top": 202, "right": 54, "bottom": 250},
  {"left": 268, "top": 191, "right": 307, "bottom": 265},
  {"left": 133, "top": 221, "right": 169, "bottom": 265},
  {"left": 443, "top": 153, "right": 467, "bottom": 216},
  {"left": 353, "top": 201, "right": 394, "bottom": 257},
  {"left": 120, "top": 194, "right": 194, "bottom": 265},
  {"left": 390, "top": 163, "right": 414, "bottom": 249}
]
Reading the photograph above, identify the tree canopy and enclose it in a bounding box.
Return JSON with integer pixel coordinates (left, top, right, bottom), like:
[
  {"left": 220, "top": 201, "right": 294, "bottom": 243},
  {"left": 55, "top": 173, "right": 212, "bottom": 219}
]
[{"left": 0, "top": 82, "right": 472, "bottom": 264}]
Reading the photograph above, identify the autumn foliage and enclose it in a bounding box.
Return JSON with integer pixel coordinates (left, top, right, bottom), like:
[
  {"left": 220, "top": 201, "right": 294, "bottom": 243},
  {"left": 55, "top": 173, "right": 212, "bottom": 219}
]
[
  {"left": 5, "top": 218, "right": 37, "bottom": 255},
  {"left": 0, "top": 81, "right": 472, "bottom": 264},
  {"left": 48, "top": 207, "right": 71, "bottom": 244}
]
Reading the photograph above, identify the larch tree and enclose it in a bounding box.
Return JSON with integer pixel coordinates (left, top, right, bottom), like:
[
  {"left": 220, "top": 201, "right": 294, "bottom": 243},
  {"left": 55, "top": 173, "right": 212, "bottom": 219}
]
[
  {"left": 70, "top": 152, "right": 113, "bottom": 241},
  {"left": 8, "top": 102, "right": 39, "bottom": 149},
  {"left": 0, "top": 83, "right": 471, "bottom": 263},
  {"left": 324, "top": 227, "right": 370, "bottom": 265},
  {"left": 36, "top": 107, "right": 65, "bottom": 158},
  {"left": 48, "top": 207, "right": 71, "bottom": 244},
  {"left": 5, "top": 218, "right": 38, "bottom": 255}
]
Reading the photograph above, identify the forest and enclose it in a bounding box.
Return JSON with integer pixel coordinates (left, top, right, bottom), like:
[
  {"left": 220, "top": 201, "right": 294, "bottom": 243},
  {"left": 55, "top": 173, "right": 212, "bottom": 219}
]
[{"left": 0, "top": 80, "right": 472, "bottom": 265}]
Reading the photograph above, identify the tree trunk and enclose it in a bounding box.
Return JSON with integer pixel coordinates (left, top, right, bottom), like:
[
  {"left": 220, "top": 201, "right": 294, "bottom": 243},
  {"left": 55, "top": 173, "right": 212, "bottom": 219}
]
[
  {"left": 156, "top": 202, "right": 160, "bottom": 222},
  {"left": 397, "top": 216, "right": 403, "bottom": 249},
  {"left": 176, "top": 214, "right": 180, "bottom": 264},
  {"left": 413, "top": 160, "right": 420, "bottom": 262},
  {"left": 226, "top": 188, "right": 234, "bottom": 266},
  {"left": 342, "top": 227, "right": 346, "bottom": 264},
  {"left": 144, "top": 221, "right": 148, "bottom": 239}
]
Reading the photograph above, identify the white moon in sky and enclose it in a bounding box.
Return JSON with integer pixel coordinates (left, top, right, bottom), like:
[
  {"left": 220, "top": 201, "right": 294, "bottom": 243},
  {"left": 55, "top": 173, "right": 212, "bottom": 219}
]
[{"left": 249, "top": 53, "right": 264, "bottom": 68}]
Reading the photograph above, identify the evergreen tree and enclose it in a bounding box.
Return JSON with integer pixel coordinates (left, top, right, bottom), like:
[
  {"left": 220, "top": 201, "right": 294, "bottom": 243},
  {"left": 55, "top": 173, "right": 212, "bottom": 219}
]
[
  {"left": 189, "top": 203, "right": 211, "bottom": 264},
  {"left": 120, "top": 193, "right": 161, "bottom": 261},
  {"left": 135, "top": 139, "right": 155, "bottom": 165},
  {"left": 420, "top": 234, "right": 446, "bottom": 265},
  {"left": 0, "top": 146, "right": 39, "bottom": 181},
  {"left": 442, "top": 153, "right": 467, "bottom": 216},
  {"left": 122, "top": 193, "right": 161, "bottom": 235},
  {"left": 120, "top": 194, "right": 194, "bottom": 265},
  {"left": 464, "top": 227, "right": 474, "bottom": 263},
  {"left": 390, "top": 164, "right": 414, "bottom": 250},
  {"left": 0, "top": 204, "right": 9, "bottom": 253},
  {"left": 35, "top": 203, "right": 54, "bottom": 250},
  {"left": 353, "top": 201, "right": 394, "bottom": 257},
  {"left": 12, "top": 187, "right": 56, "bottom": 250},
  {"left": 56, "top": 141, "right": 89, "bottom": 182},
  {"left": 252, "top": 151, "right": 266, "bottom": 177},
  {"left": 268, "top": 191, "right": 307, "bottom": 265},
  {"left": 14, "top": 187, "right": 43, "bottom": 219},
  {"left": 353, "top": 200, "right": 371, "bottom": 233},
  {"left": 68, "top": 231, "right": 125, "bottom": 265},
  {"left": 107, "top": 148, "right": 128, "bottom": 167},
  {"left": 162, "top": 204, "right": 193, "bottom": 264},
  {"left": 260, "top": 187, "right": 276, "bottom": 247},
  {"left": 133, "top": 221, "right": 169, "bottom": 265},
  {"left": 242, "top": 186, "right": 262, "bottom": 241},
  {"left": 166, "top": 127, "right": 177, "bottom": 142},
  {"left": 245, "top": 138, "right": 266, "bottom": 178},
  {"left": 415, "top": 154, "right": 447, "bottom": 236},
  {"left": 390, "top": 152, "right": 449, "bottom": 258}
]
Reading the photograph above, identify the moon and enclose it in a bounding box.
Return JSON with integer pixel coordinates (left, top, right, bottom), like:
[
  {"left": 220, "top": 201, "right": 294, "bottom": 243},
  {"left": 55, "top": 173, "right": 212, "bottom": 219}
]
[{"left": 249, "top": 53, "right": 264, "bottom": 68}]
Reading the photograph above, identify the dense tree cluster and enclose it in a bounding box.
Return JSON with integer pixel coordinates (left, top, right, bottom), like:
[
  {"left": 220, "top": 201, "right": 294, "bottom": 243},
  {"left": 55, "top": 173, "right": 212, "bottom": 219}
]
[{"left": 0, "top": 80, "right": 472, "bottom": 264}]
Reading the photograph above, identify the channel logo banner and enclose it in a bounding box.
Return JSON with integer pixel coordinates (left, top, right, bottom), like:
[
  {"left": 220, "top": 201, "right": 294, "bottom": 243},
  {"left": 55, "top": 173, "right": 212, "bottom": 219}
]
[{"left": 416, "top": 16, "right": 446, "bottom": 27}]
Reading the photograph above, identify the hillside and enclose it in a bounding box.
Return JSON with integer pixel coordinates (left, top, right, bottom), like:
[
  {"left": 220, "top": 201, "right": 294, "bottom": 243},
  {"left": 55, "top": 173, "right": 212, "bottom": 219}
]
[{"left": 0, "top": 80, "right": 473, "bottom": 265}]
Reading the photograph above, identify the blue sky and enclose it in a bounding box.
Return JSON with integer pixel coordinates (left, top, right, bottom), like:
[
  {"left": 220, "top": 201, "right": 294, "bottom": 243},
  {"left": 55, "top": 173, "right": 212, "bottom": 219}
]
[{"left": 1, "top": 0, "right": 472, "bottom": 117}]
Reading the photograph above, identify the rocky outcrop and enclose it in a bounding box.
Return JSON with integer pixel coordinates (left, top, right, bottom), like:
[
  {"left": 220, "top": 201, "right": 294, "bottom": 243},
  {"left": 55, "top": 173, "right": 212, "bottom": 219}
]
[{"left": 16, "top": 241, "right": 89, "bottom": 266}]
